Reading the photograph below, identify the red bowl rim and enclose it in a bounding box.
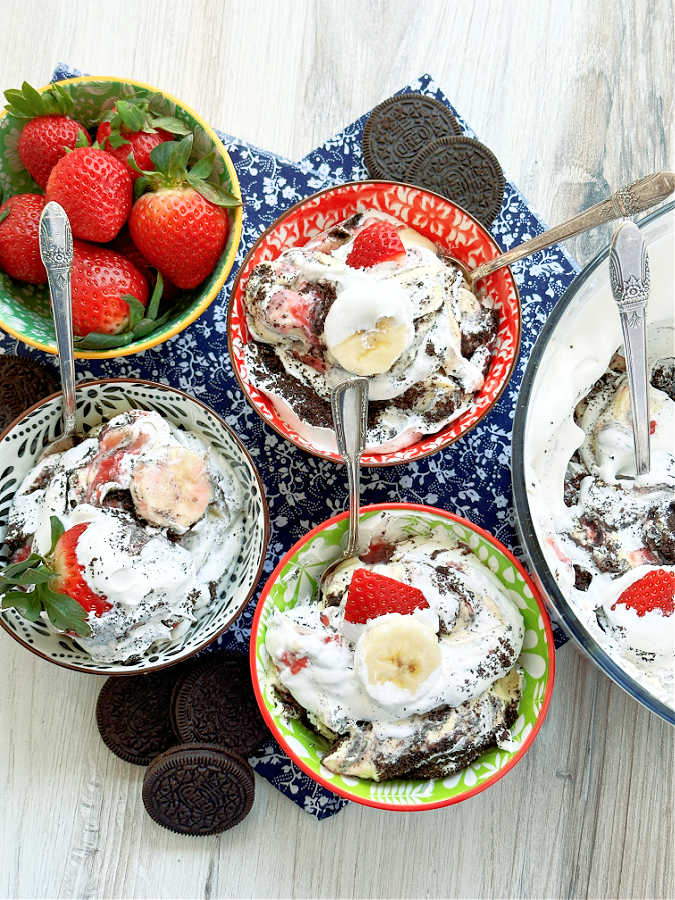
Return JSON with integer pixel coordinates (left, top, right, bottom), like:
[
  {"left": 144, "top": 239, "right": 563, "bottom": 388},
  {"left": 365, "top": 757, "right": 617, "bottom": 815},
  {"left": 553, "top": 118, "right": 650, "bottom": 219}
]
[
  {"left": 0, "top": 377, "right": 270, "bottom": 676},
  {"left": 250, "top": 501, "right": 556, "bottom": 811},
  {"left": 227, "top": 180, "right": 522, "bottom": 467}
]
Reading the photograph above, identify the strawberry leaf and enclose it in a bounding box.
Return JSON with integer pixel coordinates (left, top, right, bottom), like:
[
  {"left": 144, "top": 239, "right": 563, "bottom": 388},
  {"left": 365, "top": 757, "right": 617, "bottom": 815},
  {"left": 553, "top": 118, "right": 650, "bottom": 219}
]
[
  {"left": 74, "top": 331, "right": 136, "bottom": 350},
  {"left": 107, "top": 132, "right": 130, "bottom": 150},
  {"left": 151, "top": 116, "right": 190, "bottom": 136},
  {"left": 133, "top": 174, "right": 151, "bottom": 199},
  {"left": 188, "top": 151, "right": 214, "bottom": 181},
  {"left": 167, "top": 135, "right": 194, "bottom": 182},
  {"left": 148, "top": 139, "right": 176, "bottom": 175},
  {"left": 2, "top": 590, "right": 42, "bottom": 621},
  {"left": 132, "top": 310, "right": 171, "bottom": 340},
  {"left": 122, "top": 294, "right": 146, "bottom": 330},
  {"left": 144, "top": 271, "right": 163, "bottom": 321},
  {"left": 75, "top": 128, "right": 90, "bottom": 148},
  {"left": 8, "top": 567, "right": 53, "bottom": 586},
  {"left": 39, "top": 586, "right": 91, "bottom": 637},
  {"left": 49, "top": 516, "right": 65, "bottom": 552},
  {"left": 187, "top": 176, "right": 241, "bottom": 208},
  {"left": 0, "top": 554, "right": 43, "bottom": 579},
  {"left": 116, "top": 100, "right": 146, "bottom": 133},
  {"left": 0, "top": 207, "right": 10, "bottom": 225}
]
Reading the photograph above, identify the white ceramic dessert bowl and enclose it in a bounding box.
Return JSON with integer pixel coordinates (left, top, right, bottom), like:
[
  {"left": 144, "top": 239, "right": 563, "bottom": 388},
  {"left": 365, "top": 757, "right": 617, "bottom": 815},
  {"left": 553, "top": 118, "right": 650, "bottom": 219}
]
[{"left": 0, "top": 378, "right": 269, "bottom": 675}]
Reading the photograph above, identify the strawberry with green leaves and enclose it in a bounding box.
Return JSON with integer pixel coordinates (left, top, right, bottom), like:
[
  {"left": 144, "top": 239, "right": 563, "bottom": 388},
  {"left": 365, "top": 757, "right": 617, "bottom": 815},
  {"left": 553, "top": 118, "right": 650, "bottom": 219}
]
[
  {"left": 96, "top": 96, "right": 189, "bottom": 181},
  {"left": 129, "top": 134, "right": 240, "bottom": 289},
  {"left": 46, "top": 146, "right": 132, "bottom": 242},
  {"left": 0, "top": 516, "right": 111, "bottom": 637},
  {"left": 68, "top": 241, "right": 170, "bottom": 349},
  {"left": 0, "top": 193, "right": 47, "bottom": 283},
  {"left": 4, "top": 81, "right": 91, "bottom": 188}
]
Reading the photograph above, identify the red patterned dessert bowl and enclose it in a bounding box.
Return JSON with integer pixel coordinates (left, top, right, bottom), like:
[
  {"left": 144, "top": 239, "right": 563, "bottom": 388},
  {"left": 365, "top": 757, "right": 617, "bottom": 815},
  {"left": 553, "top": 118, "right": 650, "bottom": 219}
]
[{"left": 227, "top": 181, "right": 521, "bottom": 466}]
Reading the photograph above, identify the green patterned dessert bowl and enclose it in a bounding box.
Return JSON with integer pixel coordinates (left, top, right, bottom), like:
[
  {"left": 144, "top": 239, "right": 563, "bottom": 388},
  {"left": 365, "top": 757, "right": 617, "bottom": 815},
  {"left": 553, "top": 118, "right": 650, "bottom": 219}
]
[
  {"left": 0, "top": 378, "right": 268, "bottom": 675},
  {"left": 251, "top": 503, "right": 555, "bottom": 810},
  {"left": 0, "top": 76, "right": 242, "bottom": 358}
]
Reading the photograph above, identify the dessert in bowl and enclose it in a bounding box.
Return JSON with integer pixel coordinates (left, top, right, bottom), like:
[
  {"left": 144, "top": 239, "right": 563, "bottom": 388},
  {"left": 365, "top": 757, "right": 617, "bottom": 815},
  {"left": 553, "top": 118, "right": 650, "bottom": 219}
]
[
  {"left": 251, "top": 504, "right": 554, "bottom": 810},
  {"left": 513, "top": 201, "right": 674, "bottom": 723},
  {"left": 228, "top": 181, "right": 521, "bottom": 466},
  {"left": 0, "top": 76, "right": 242, "bottom": 359},
  {"left": 0, "top": 379, "right": 268, "bottom": 674}
]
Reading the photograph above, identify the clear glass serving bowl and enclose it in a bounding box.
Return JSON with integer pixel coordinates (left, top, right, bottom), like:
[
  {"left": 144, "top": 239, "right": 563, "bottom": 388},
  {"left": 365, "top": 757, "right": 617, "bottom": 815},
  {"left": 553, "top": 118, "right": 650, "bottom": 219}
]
[{"left": 512, "top": 200, "right": 674, "bottom": 725}]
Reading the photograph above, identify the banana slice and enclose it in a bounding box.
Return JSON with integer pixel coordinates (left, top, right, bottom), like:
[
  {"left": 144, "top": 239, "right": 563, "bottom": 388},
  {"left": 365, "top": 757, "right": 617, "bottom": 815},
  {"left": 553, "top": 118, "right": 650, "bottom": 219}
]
[
  {"left": 398, "top": 227, "right": 436, "bottom": 252},
  {"left": 130, "top": 446, "right": 212, "bottom": 533},
  {"left": 355, "top": 614, "right": 441, "bottom": 697},
  {"left": 323, "top": 280, "right": 414, "bottom": 376},
  {"left": 330, "top": 317, "right": 411, "bottom": 376}
]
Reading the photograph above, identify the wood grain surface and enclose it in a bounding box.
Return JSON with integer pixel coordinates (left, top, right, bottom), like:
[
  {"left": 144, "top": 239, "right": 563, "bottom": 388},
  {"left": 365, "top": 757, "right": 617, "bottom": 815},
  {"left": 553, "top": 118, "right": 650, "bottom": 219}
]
[{"left": 0, "top": 1, "right": 673, "bottom": 898}]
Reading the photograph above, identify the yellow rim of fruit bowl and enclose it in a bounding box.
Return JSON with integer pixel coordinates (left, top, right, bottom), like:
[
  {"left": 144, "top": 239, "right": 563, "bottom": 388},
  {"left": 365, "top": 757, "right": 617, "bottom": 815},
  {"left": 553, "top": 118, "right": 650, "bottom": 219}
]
[{"left": 0, "top": 75, "right": 243, "bottom": 359}]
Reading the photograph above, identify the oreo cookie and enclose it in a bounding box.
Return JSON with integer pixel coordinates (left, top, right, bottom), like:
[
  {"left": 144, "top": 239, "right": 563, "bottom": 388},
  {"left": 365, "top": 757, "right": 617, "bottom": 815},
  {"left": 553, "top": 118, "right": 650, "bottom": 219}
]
[
  {"left": 362, "top": 94, "right": 462, "bottom": 181},
  {"left": 142, "top": 743, "right": 254, "bottom": 835},
  {"left": 405, "top": 135, "right": 505, "bottom": 227},
  {"left": 172, "top": 652, "right": 269, "bottom": 756},
  {"left": 96, "top": 670, "right": 181, "bottom": 766},
  {"left": 0, "top": 356, "right": 59, "bottom": 431}
]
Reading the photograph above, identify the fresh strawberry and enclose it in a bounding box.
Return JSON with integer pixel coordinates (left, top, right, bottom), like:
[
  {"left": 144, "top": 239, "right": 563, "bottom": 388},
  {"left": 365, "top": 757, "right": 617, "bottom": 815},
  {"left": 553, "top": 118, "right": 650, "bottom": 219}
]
[
  {"left": 4, "top": 81, "right": 91, "bottom": 188},
  {"left": 70, "top": 241, "right": 148, "bottom": 336},
  {"left": 51, "top": 523, "right": 112, "bottom": 616},
  {"left": 110, "top": 229, "right": 179, "bottom": 301},
  {"left": 344, "top": 569, "right": 429, "bottom": 624},
  {"left": 96, "top": 97, "right": 188, "bottom": 181},
  {"left": 613, "top": 569, "right": 675, "bottom": 617},
  {"left": 129, "top": 134, "right": 240, "bottom": 289},
  {"left": 346, "top": 221, "right": 406, "bottom": 269},
  {"left": 46, "top": 147, "right": 132, "bottom": 242},
  {"left": 0, "top": 516, "right": 101, "bottom": 636},
  {"left": 0, "top": 193, "right": 47, "bottom": 283}
]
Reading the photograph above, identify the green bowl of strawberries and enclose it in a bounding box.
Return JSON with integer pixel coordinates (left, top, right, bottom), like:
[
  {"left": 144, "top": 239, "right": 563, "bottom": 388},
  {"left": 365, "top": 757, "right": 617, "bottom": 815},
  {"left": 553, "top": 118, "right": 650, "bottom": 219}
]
[{"left": 0, "top": 76, "right": 242, "bottom": 358}]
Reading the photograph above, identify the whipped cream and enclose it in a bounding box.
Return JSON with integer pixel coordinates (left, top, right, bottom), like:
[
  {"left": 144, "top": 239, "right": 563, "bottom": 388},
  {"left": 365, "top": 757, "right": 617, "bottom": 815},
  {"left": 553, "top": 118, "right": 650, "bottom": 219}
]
[
  {"left": 243, "top": 210, "right": 496, "bottom": 453},
  {"left": 524, "top": 214, "right": 675, "bottom": 710},
  {"left": 4, "top": 410, "right": 244, "bottom": 663},
  {"left": 264, "top": 512, "right": 524, "bottom": 778}
]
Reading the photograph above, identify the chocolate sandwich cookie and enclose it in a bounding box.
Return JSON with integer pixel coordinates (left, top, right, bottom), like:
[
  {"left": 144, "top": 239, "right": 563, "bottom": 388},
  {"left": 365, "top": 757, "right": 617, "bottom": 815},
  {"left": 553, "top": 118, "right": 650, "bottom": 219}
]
[
  {"left": 362, "top": 94, "right": 462, "bottom": 181},
  {"left": 96, "top": 669, "right": 182, "bottom": 766},
  {"left": 172, "top": 651, "right": 269, "bottom": 756},
  {"left": 142, "top": 743, "right": 254, "bottom": 835},
  {"left": 0, "top": 356, "right": 59, "bottom": 431},
  {"left": 405, "top": 135, "right": 505, "bottom": 227}
]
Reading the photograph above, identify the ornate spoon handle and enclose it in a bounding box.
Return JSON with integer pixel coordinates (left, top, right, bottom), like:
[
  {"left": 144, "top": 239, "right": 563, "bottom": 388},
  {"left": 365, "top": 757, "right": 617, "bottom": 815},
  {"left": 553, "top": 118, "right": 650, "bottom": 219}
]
[
  {"left": 331, "top": 378, "right": 368, "bottom": 558},
  {"left": 609, "top": 221, "right": 651, "bottom": 476},
  {"left": 39, "top": 202, "right": 76, "bottom": 438},
  {"left": 470, "top": 171, "right": 674, "bottom": 284}
]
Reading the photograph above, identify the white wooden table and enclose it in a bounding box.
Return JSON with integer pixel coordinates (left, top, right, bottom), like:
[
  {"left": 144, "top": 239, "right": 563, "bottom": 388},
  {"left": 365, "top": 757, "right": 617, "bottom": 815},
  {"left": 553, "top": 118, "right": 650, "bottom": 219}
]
[{"left": 1, "top": 1, "right": 673, "bottom": 897}]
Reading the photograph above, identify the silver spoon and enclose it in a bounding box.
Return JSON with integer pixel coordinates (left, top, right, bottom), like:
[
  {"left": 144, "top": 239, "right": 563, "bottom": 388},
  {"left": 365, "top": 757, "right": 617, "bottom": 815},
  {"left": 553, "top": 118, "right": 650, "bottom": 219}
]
[
  {"left": 456, "top": 171, "right": 674, "bottom": 290},
  {"left": 319, "top": 377, "right": 369, "bottom": 594},
  {"left": 609, "top": 220, "right": 651, "bottom": 476},
  {"left": 39, "top": 201, "right": 76, "bottom": 446}
]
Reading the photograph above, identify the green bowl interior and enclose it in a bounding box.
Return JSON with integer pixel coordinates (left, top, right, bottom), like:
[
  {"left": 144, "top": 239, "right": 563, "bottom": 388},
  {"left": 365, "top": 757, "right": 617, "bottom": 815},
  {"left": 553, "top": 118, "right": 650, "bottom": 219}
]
[
  {"left": 254, "top": 509, "right": 552, "bottom": 807},
  {"left": 0, "top": 78, "right": 238, "bottom": 353}
]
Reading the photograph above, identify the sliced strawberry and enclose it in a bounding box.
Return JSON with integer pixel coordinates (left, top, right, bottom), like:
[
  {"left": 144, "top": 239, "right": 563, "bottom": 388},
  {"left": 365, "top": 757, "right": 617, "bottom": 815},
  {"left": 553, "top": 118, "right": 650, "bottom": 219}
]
[
  {"left": 51, "top": 522, "right": 112, "bottom": 617},
  {"left": 346, "top": 221, "right": 406, "bottom": 269},
  {"left": 344, "top": 569, "right": 429, "bottom": 624},
  {"left": 613, "top": 569, "right": 675, "bottom": 617}
]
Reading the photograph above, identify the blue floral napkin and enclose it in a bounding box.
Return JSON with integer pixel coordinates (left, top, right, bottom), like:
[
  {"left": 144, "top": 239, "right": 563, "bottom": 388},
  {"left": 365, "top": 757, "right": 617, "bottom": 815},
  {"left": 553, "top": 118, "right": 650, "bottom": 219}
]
[{"left": 0, "top": 65, "right": 580, "bottom": 819}]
